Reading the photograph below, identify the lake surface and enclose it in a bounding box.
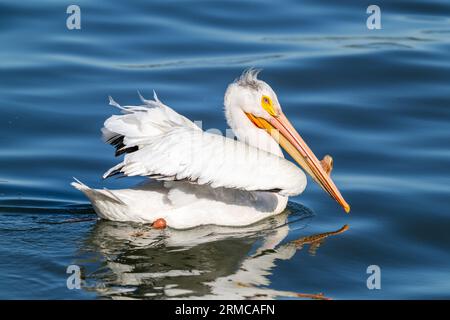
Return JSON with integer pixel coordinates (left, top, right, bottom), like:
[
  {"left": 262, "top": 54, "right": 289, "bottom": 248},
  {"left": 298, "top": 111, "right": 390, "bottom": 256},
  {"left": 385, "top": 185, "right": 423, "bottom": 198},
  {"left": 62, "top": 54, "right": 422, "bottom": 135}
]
[{"left": 1, "top": 0, "right": 449, "bottom": 299}]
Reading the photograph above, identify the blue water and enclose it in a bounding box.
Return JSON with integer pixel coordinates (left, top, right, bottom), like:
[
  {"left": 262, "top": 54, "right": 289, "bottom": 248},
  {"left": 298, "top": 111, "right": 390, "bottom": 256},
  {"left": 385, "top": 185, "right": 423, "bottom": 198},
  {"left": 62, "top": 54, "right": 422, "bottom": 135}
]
[{"left": 1, "top": 0, "right": 450, "bottom": 299}]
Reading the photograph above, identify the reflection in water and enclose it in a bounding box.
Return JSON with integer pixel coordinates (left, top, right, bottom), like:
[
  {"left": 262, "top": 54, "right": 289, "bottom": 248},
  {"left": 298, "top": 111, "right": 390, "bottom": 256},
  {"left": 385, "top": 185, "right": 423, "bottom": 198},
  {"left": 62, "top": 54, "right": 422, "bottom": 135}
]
[{"left": 75, "top": 203, "right": 348, "bottom": 300}]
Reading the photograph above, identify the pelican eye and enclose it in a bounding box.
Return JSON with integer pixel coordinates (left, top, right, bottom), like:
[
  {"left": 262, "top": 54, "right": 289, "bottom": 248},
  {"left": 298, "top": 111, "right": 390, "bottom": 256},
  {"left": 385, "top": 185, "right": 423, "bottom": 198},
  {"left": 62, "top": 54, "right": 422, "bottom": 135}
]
[{"left": 261, "top": 95, "right": 278, "bottom": 117}]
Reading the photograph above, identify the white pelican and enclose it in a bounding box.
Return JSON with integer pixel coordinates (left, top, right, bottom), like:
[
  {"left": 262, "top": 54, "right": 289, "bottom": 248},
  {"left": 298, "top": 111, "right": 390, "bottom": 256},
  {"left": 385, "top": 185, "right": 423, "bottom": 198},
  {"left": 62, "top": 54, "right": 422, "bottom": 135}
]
[{"left": 72, "top": 70, "right": 349, "bottom": 229}]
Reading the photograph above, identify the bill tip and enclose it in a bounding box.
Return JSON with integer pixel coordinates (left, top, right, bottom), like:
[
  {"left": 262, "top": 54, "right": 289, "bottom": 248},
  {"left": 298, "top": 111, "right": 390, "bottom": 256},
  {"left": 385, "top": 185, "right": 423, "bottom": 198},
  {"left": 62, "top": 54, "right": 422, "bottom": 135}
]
[{"left": 344, "top": 203, "right": 351, "bottom": 213}]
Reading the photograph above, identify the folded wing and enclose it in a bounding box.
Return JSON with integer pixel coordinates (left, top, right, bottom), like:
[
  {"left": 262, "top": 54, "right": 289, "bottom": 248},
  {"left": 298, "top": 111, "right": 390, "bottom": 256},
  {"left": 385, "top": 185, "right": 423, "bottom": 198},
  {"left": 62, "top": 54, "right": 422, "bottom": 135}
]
[{"left": 102, "top": 93, "right": 306, "bottom": 196}]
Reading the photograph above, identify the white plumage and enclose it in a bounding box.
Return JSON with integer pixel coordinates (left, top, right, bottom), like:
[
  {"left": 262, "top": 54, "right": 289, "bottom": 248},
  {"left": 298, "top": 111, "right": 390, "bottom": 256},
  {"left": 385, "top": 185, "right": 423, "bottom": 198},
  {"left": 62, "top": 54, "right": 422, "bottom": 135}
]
[
  {"left": 72, "top": 179, "right": 289, "bottom": 229},
  {"left": 102, "top": 93, "right": 305, "bottom": 196},
  {"left": 72, "top": 70, "right": 349, "bottom": 228},
  {"left": 72, "top": 88, "right": 303, "bottom": 228}
]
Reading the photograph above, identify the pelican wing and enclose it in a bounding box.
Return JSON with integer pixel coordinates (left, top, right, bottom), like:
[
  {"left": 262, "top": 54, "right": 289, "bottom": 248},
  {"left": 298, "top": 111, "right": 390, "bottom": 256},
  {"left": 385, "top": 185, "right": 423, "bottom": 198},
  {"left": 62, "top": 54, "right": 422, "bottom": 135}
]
[{"left": 102, "top": 93, "right": 306, "bottom": 196}]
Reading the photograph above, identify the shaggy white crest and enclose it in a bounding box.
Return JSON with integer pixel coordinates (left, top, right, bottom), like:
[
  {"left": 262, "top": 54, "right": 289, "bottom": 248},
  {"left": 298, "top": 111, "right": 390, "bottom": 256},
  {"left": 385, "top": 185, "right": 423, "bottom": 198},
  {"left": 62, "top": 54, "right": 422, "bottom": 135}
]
[{"left": 235, "top": 68, "right": 263, "bottom": 90}]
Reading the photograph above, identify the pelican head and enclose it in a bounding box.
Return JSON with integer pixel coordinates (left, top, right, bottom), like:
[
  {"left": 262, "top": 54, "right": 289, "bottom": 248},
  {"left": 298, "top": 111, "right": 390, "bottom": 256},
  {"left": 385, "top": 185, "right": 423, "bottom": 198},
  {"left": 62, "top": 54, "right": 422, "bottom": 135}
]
[{"left": 225, "top": 69, "right": 350, "bottom": 213}]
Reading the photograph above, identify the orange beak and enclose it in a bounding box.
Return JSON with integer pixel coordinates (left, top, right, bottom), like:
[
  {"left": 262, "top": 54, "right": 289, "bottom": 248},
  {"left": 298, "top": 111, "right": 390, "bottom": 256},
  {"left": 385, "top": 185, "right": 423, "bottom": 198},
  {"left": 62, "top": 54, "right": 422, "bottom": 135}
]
[{"left": 246, "top": 111, "right": 350, "bottom": 213}]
